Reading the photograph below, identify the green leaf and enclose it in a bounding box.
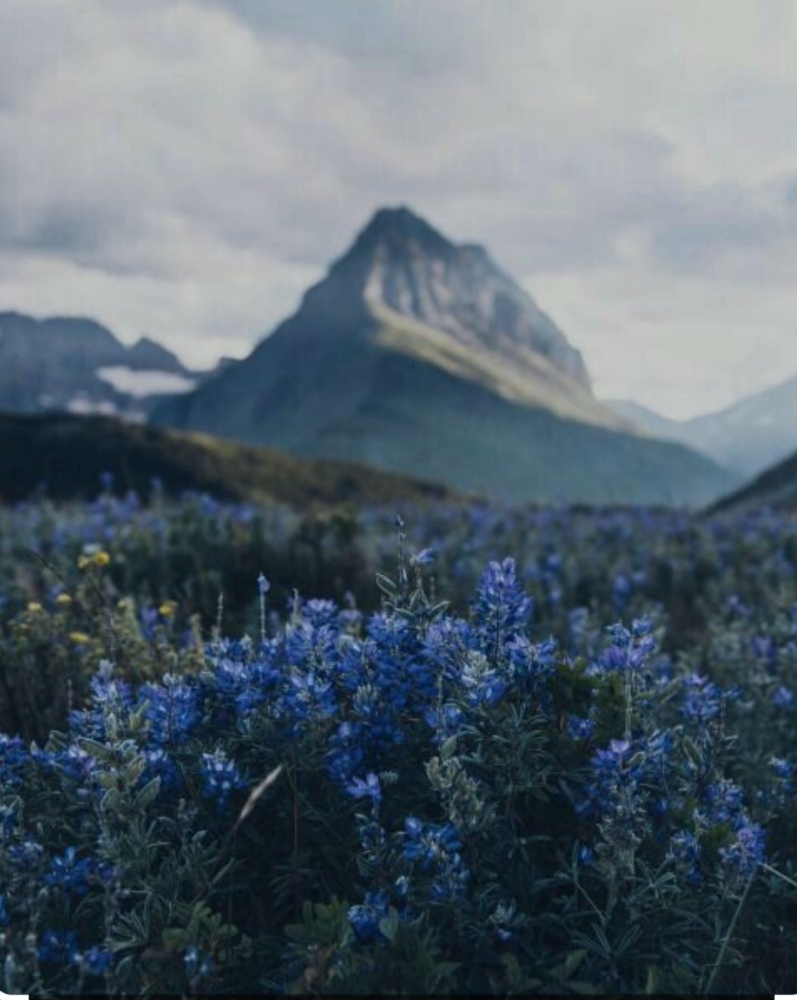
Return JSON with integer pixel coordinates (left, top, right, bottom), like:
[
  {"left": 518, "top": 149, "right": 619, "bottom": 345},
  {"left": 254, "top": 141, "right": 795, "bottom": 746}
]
[
  {"left": 564, "top": 948, "right": 588, "bottom": 979},
  {"left": 375, "top": 573, "right": 397, "bottom": 596},
  {"left": 134, "top": 776, "right": 161, "bottom": 811},
  {"left": 645, "top": 964, "right": 661, "bottom": 995},
  {"left": 441, "top": 735, "right": 458, "bottom": 760},
  {"left": 378, "top": 906, "right": 400, "bottom": 943},
  {"left": 682, "top": 736, "right": 701, "bottom": 765},
  {"left": 101, "top": 787, "right": 121, "bottom": 811},
  {"left": 124, "top": 755, "right": 147, "bottom": 786},
  {"left": 93, "top": 771, "right": 118, "bottom": 790},
  {"left": 76, "top": 737, "right": 116, "bottom": 763}
]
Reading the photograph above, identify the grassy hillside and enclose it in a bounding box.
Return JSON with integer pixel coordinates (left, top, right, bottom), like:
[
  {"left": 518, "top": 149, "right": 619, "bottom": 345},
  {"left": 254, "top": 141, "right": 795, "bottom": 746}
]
[{"left": 0, "top": 412, "right": 459, "bottom": 507}]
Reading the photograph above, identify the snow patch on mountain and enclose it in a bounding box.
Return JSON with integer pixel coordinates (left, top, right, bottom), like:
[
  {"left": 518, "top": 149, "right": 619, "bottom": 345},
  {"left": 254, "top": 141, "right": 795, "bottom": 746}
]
[
  {"left": 96, "top": 366, "right": 197, "bottom": 397},
  {"left": 66, "top": 396, "right": 119, "bottom": 416}
]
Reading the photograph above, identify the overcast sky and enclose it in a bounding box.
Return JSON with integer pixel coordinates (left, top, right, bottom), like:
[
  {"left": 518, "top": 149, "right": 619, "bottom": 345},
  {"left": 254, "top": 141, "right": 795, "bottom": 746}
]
[{"left": 2, "top": 1, "right": 797, "bottom": 419}]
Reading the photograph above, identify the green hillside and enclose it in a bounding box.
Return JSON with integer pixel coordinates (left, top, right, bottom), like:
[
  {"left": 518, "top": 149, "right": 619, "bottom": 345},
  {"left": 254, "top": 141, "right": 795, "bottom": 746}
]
[{"left": 0, "top": 413, "right": 458, "bottom": 507}]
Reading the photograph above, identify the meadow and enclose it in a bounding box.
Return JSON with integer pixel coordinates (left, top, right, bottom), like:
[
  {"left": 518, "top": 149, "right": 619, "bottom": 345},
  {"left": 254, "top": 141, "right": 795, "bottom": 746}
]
[{"left": 0, "top": 483, "right": 795, "bottom": 995}]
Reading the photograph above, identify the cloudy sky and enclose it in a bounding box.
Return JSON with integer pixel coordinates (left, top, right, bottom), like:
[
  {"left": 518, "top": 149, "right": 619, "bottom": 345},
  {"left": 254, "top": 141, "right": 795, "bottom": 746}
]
[{"left": 2, "top": 0, "right": 797, "bottom": 419}]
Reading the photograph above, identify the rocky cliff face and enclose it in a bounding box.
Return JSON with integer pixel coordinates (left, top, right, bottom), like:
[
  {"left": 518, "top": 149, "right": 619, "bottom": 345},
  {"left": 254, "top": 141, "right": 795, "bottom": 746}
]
[{"left": 351, "top": 207, "right": 590, "bottom": 388}]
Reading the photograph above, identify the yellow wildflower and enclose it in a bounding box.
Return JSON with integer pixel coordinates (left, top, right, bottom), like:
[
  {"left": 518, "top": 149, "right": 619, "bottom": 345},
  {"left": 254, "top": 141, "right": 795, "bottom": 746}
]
[
  {"left": 55, "top": 593, "right": 72, "bottom": 606},
  {"left": 159, "top": 601, "right": 177, "bottom": 617},
  {"left": 27, "top": 602, "right": 43, "bottom": 613},
  {"left": 69, "top": 631, "right": 91, "bottom": 644},
  {"left": 78, "top": 550, "right": 111, "bottom": 570}
]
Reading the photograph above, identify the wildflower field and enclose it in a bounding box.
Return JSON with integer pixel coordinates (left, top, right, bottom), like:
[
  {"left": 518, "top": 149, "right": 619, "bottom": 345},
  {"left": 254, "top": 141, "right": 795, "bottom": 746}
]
[{"left": 1, "top": 485, "right": 796, "bottom": 995}]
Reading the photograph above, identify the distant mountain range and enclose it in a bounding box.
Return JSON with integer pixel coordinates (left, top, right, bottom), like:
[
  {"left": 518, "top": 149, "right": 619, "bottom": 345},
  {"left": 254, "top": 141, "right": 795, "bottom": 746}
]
[
  {"left": 0, "top": 311, "right": 219, "bottom": 420},
  {"left": 0, "top": 412, "right": 458, "bottom": 508},
  {"left": 151, "top": 206, "right": 737, "bottom": 507},
  {"left": 608, "top": 376, "right": 797, "bottom": 478}
]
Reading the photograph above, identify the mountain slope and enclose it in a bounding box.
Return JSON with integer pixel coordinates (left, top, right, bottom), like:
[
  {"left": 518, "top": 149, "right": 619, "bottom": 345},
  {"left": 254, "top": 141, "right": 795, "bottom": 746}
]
[
  {"left": 0, "top": 413, "right": 457, "bottom": 507},
  {"left": 152, "top": 206, "right": 739, "bottom": 507}
]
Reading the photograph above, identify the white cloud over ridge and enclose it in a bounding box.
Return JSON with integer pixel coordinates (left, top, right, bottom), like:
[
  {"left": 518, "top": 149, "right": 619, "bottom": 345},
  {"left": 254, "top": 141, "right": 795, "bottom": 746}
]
[{"left": 0, "top": 0, "right": 796, "bottom": 416}]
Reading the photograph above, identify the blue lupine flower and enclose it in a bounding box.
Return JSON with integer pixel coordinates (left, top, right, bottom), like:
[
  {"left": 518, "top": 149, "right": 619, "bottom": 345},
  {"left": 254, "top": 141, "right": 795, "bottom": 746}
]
[
  {"left": 0, "top": 734, "right": 30, "bottom": 791},
  {"left": 200, "top": 749, "right": 246, "bottom": 810},
  {"left": 719, "top": 819, "right": 766, "bottom": 878},
  {"left": 412, "top": 547, "right": 436, "bottom": 566},
  {"left": 9, "top": 839, "right": 46, "bottom": 874},
  {"left": 301, "top": 599, "right": 339, "bottom": 628},
  {"left": 346, "top": 772, "right": 382, "bottom": 804},
  {"left": 257, "top": 572, "right": 270, "bottom": 595},
  {"left": 594, "top": 619, "right": 655, "bottom": 676},
  {"left": 768, "top": 756, "right": 795, "bottom": 794},
  {"left": 488, "top": 900, "right": 520, "bottom": 943},
  {"left": 82, "top": 945, "right": 113, "bottom": 976},
  {"left": 429, "top": 858, "right": 470, "bottom": 901},
  {"left": 567, "top": 715, "right": 595, "bottom": 741},
  {"left": 666, "top": 830, "right": 702, "bottom": 884},
  {"left": 752, "top": 635, "right": 779, "bottom": 673},
  {"left": 348, "top": 890, "right": 391, "bottom": 943},
  {"left": 38, "top": 929, "right": 80, "bottom": 966},
  {"left": 507, "top": 635, "right": 557, "bottom": 685},
  {"left": 325, "top": 720, "right": 367, "bottom": 784},
  {"left": 355, "top": 814, "right": 386, "bottom": 854},
  {"left": 568, "top": 607, "right": 590, "bottom": 645},
  {"left": 705, "top": 779, "right": 745, "bottom": 825},
  {"left": 772, "top": 685, "right": 794, "bottom": 709},
  {"left": 424, "top": 703, "right": 467, "bottom": 743},
  {"left": 681, "top": 673, "right": 722, "bottom": 723},
  {"left": 612, "top": 573, "right": 631, "bottom": 612},
  {"left": 44, "top": 847, "right": 111, "bottom": 897},
  {"left": 472, "top": 557, "right": 533, "bottom": 645},
  {"left": 141, "top": 675, "right": 200, "bottom": 747},
  {"left": 184, "top": 944, "right": 214, "bottom": 979},
  {"left": 402, "top": 818, "right": 462, "bottom": 867},
  {"left": 143, "top": 748, "right": 183, "bottom": 794},
  {"left": 591, "top": 738, "right": 632, "bottom": 783},
  {"left": 459, "top": 651, "right": 507, "bottom": 707},
  {"left": 423, "top": 617, "right": 478, "bottom": 682}
]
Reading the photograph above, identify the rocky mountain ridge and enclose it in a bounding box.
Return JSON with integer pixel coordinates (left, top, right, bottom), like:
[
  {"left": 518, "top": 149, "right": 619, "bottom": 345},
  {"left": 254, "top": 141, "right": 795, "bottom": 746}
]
[{"left": 0, "top": 311, "right": 213, "bottom": 419}]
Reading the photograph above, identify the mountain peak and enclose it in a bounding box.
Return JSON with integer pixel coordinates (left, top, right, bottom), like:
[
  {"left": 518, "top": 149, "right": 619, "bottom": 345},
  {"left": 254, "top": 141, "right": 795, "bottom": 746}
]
[
  {"left": 316, "top": 205, "right": 591, "bottom": 390},
  {"left": 127, "top": 336, "right": 187, "bottom": 374},
  {"left": 355, "top": 205, "right": 454, "bottom": 253}
]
